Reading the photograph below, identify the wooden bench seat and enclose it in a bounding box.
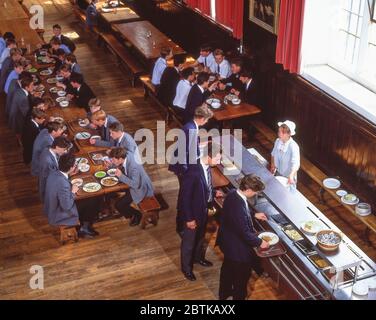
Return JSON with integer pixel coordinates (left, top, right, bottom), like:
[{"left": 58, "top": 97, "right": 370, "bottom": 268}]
[
  {"left": 101, "top": 32, "right": 145, "bottom": 87},
  {"left": 58, "top": 225, "right": 79, "bottom": 245},
  {"left": 250, "top": 119, "right": 376, "bottom": 244},
  {"left": 73, "top": 6, "right": 102, "bottom": 41},
  {"left": 137, "top": 196, "right": 162, "bottom": 229}
]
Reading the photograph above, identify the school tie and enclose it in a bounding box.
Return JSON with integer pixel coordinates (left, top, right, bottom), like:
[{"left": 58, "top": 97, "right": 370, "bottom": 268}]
[
  {"left": 204, "top": 57, "right": 207, "bottom": 67},
  {"left": 120, "top": 164, "right": 126, "bottom": 175},
  {"left": 217, "top": 64, "right": 220, "bottom": 74},
  {"left": 207, "top": 166, "right": 213, "bottom": 203}
]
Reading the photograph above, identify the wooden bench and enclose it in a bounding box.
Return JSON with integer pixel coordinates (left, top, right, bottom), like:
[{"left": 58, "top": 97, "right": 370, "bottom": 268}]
[
  {"left": 58, "top": 226, "right": 79, "bottom": 245},
  {"left": 137, "top": 196, "right": 162, "bottom": 229},
  {"left": 250, "top": 119, "right": 376, "bottom": 245},
  {"left": 73, "top": 6, "right": 102, "bottom": 45},
  {"left": 101, "top": 32, "right": 145, "bottom": 87}
]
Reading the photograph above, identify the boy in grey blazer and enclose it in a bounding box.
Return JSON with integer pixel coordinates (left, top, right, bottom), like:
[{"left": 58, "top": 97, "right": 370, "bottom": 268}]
[
  {"left": 109, "top": 148, "right": 154, "bottom": 226},
  {"left": 88, "top": 110, "right": 119, "bottom": 143}
]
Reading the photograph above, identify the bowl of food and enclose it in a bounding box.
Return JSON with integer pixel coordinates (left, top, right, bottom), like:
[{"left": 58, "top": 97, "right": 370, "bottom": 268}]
[
  {"left": 232, "top": 98, "right": 241, "bottom": 105},
  {"left": 78, "top": 163, "right": 90, "bottom": 173},
  {"left": 107, "top": 168, "right": 117, "bottom": 176},
  {"left": 316, "top": 230, "right": 342, "bottom": 252},
  {"left": 57, "top": 90, "right": 66, "bottom": 97},
  {"left": 59, "top": 101, "right": 69, "bottom": 108},
  {"left": 56, "top": 75, "right": 64, "bottom": 82},
  {"left": 78, "top": 118, "right": 90, "bottom": 127},
  {"left": 94, "top": 171, "right": 106, "bottom": 179},
  {"left": 355, "top": 203, "right": 372, "bottom": 216},
  {"left": 71, "top": 178, "right": 83, "bottom": 187}
]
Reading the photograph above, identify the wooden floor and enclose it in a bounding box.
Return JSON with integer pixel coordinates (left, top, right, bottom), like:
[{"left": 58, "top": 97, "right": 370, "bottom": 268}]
[{"left": 0, "top": 0, "right": 375, "bottom": 300}]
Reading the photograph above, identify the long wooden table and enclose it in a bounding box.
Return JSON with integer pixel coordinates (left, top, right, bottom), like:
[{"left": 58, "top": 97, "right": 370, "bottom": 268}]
[
  {"left": 32, "top": 62, "right": 129, "bottom": 201},
  {"left": 100, "top": 7, "right": 141, "bottom": 24},
  {"left": 0, "top": 0, "right": 28, "bottom": 21},
  {"left": 112, "top": 21, "right": 186, "bottom": 61},
  {"left": 209, "top": 91, "right": 262, "bottom": 126}
]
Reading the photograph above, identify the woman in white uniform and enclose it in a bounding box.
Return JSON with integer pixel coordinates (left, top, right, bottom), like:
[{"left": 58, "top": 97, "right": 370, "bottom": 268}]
[{"left": 270, "top": 120, "right": 300, "bottom": 186}]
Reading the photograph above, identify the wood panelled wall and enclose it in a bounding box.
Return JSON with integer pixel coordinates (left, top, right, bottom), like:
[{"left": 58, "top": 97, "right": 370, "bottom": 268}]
[{"left": 129, "top": 0, "right": 376, "bottom": 207}]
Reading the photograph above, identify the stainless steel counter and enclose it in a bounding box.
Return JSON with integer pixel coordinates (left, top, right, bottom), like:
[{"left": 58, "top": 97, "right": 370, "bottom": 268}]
[{"left": 214, "top": 135, "right": 376, "bottom": 300}]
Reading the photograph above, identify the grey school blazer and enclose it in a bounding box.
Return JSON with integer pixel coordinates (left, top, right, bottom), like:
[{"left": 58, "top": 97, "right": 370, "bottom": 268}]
[
  {"left": 31, "top": 129, "right": 54, "bottom": 176},
  {"left": 8, "top": 87, "right": 29, "bottom": 134},
  {"left": 43, "top": 170, "right": 79, "bottom": 226},
  {"left": 95, "top": 131, "right": 138, "bottom": 154},
  {"left": 118, "top": 152, "right": 154, "bottom": 204},
  {"left": 38, "top": 148, "right": 59, "bottom": 203},
  {"left": 5, "top": 78, "right": 20, "bottom": 116}
]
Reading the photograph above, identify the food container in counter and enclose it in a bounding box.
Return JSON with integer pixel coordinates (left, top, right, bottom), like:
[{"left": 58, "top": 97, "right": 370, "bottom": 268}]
[
  {"left": 307, "top": 253, "right": 331, "bottom": 270},
  {"left": 316, "top": 230, "right": 342, "bottom": 252}
]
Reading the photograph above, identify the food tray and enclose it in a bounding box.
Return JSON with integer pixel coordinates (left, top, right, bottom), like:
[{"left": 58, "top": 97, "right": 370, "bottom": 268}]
[
  {"left": 307, "top": 253, "right": 332, "bottom": 270},
  {"left": 75, "top": 175, "right": 97, "bottom": 197},
  {"left": 295, "top": 239, "right": 316, "bottom": 255},
  {"left": 255, "top": 242, "right": 286, "bottom": 258},
  {"left": 88, "top": 150, "right": 110, "bottom": 165}
]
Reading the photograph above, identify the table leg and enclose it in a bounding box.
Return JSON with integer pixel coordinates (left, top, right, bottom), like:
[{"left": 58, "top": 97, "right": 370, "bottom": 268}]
[
  {"left": 319, "top": 187, "right": 326, "bottom": 204},
  {"left": 363, "top": 227, "right": 372, "bottom": 246}
]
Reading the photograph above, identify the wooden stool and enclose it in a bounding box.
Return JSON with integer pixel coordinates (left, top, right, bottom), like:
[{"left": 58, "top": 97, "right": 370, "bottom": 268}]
[
  {"left": 137, "top": 196, "right": 161, "bottom": 229},
  {"left": 58, "top": 226, "right": 79, "bottom": 245}
]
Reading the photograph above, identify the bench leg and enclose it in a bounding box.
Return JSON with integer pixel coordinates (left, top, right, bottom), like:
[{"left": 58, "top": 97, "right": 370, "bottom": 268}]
[
  {"left": 140, "top": 210, "right": 159, "bottom": 229},
  {"left": 319, "top": 187, "right": 326, "bottom": 204},
  {"left": 143, "top": 86, "right": 149, "bottom": 100},
  {"left": 363, "top": 227, "right": 372, "bottom": 246}
]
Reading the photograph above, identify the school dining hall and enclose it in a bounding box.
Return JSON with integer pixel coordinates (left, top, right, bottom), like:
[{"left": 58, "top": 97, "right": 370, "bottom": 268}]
[{"left": 0, "top": 0, "right": 376, "bottom": 303}]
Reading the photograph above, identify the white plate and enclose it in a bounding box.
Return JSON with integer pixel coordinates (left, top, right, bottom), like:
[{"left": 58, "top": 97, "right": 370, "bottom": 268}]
[
  {"left": 100, "top": 177, "right": 119, "bottom": 187},
  {"left": 75, "top": 132, "right": 91, "bottom": 140},
  {"left": 258, "top": 232, "right": 279, "bottom": 246},
  {"left": 91, "top": 135, "right": 101, "bottom": 140},
  {"left": 336, "top": 189, "right": 347, "bottom": 197},
  {"left": 57, "top": 91, "right": 66, "bottom": 97},
  {"left": 56, "top": 97, "right": 67, "bottom": 103},
  {"left": 59, "top": 101, "right": 69, "bottom": 108},
  {"left": 83, "top": 182, "right": 101, "bottom": 193},
  {"left": 341, "top": 195, "right": 359, "bottom": 205},
  {"left": 49, "top": 87, "right": 59, "bottom": 93},
  {"left": 78, "top": 119, "right": 90, "bottom": 127},
  {"left": 352, "top": 282, "right": 369, "bottom": 297},
  {"left": 78, "top": 163, "right": 90, "bottom": 172},
  {"left": 75, "top": 157, "right": 88, "bottom": 165},
  {"left": 71, "top": 178, "right": 83, "bottom": 187},
  {"left": 323, "top": 178, "right": 341, "bottom": 189},
  {"left": 232, "top": 99, "right": 241, "bottom": 105},
  {"left": 301, "top": 221, "right": 323, "bottom": 235},
  {"left": 47, "top": 78, "right": 57, "bottom": 84},
  {"left": 92, "top": 153, "right": 104, "bottom": 161},
  {"left": 40, "top": 69, "right": 52, "bottom": 76},
  {"left": 107, "top": 168, "right": 117, "bottom": 176}
]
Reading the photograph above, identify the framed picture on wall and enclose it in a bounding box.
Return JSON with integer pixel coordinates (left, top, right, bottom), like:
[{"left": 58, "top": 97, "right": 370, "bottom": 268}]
[{"left": 249, "top": 0, "right": 280, "bottom": 35}]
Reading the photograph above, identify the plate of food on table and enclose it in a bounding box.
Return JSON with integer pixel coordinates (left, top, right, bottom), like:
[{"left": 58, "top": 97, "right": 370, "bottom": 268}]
[
  {"left": 47, "top": 77, "right": 58, "bottom": 84},
  {"left": 300, "top": 220, "right": 323, "bottom": 235},
  {"left": 40, "top": 69, "right": 53, "bottom": 76},
  {"left": 100, "top": 177, "right": 119, "bottom": 187},
  {"left": 206, "top": 98, "right": 221, "bottom": 109},
  {"left": 75, "top": 132, "right": 91, "bottom": 140},
  {"left": 49, "top": 87, "right": 59, "bottom": 94},
  {"left": 82, "top": 182, "right": 102, "bottom": 193}
]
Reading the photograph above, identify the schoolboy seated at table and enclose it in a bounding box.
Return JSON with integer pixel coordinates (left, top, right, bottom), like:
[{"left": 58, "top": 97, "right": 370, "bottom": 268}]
[
  {"left": 0, "top": 38, "right": 17, "bottom": 71},
  {"left": 50, "top": 37, "right": 71, "bottom": 55},
  {"left": 89, "top": 110, "right": 119, "bottom": 143},
  {"left": 0, "top": 48, "right": 22, "bottom": 93},
  {"left": 4, "top": 61, "right": 24, "bottom": 95},
  {"left": 236, "top": 69, "right": 258, "bottom": 105},
  {"left": 157, "top": 54, "right": 185, "bottom": 106},
  {"left": 53, "top": 49, "right": 66, "bottom": 73},
  {"left": 108, "top": 147, "right": 154, "bottom": 227},
  {"left": 194, "top": 44, "right": 215, "bottom": 72},
  {"left": 210, "top": 49, "right": 231, "bottom": 79},
  {"left": 56, "top": 64, "right": 75, "bottom": 94},
  {"left": 65, "top": 54, "right": 81, "bottom": 74},
  {"left": 43, "top": 24, "right": 76, "bottom": 53},
  {"left": 218, "top": 58, "right": 243, "bottom": 93},
  {"left": 172, "top": 67, "right": 195, "bottom": 119},
  {"left": 68, "top": 72, "right": 96, "bottom": 112},
  {"left": 22, "top": 108, "right": 47, "bottom": 165},
  {"left": 151, "top": 47, "right": 173, "bottom": 87},
  {"left": 91, "top": 121, "right": 138, "bottom": 155}
]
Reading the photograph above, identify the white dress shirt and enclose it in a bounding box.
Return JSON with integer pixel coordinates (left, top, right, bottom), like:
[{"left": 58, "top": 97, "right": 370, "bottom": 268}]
[
  {"left": 31, "top": 119, "right": 39, "bottom": 129},
  {"left": 236, "top": 190, "right": 249, "bottom": 211},
  {"left": 151, "top": 57, "right": 167, "bottom": 85},
  {"left": 246, "top": 79, "right": 253, "bottom": 90},
  {"left": 49, "top": 149, "right": 59, "bottom": 166},
  {"left": 60, "top": 171, "right": 69, "bottom": 180},
  {"left": 197, "top": 52, "right": 215, "bottom": 68},
  {"left": 209, "top": 59, "right": 231, "bottom": 78},
  {"left": 173, "top": 79, "right": 192, "bottom": 109}
]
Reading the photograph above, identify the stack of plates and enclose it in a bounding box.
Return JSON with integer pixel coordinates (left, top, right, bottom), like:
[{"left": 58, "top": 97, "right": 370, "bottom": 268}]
[
  {"left": 323, "top": 178, "right": 341, "bottom": 189},
  {"left": 341, "top": 194, "right": 359, "bottom": 205}
]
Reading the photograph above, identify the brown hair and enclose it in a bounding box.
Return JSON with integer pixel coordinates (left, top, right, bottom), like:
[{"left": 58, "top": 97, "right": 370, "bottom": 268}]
[
  {"left": 66, "top": 54, "right": 77, "bottom": 63},
  {"left": 239, "top": 174, "right": 265, "bottom": 193},
  {"left": 109, "top": 147, "right": 127, "bottom": 159},
  {"left": 91, "top": 110, "right": 106, "bottom": 121},
  {"left": 109, "top": 122, "right": 124, "bottom": 133},
  {"left": 46, "top": 121, "right": 64, "bottom": 133},
  {"left": 88, "top": 98, "right": 101, "bottom": 108},
  {"left": 50, "top": 37, "right": 61, "bottom": 46},
  {"left": 59, "top": 64, "right": 71, "bottom": 73},
  {"left": 194, "top": 104, "right": 213, "bottom": 120},
  {"left": 160, "top": 47, "right": 172, "bottom": 58},
  {"left": 31, "top": 108, "right": 47, "bottom": 120},
  {"left": 10, "top": 48, "right": 22, "bottom": 57},
  {"left": 213, "top": 49, "right": 224, "bottom": 57}
]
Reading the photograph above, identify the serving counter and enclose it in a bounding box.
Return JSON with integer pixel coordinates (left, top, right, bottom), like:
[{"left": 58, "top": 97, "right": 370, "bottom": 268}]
[{"left": 213, "top": 134, "right": 376, "bottom": 300}]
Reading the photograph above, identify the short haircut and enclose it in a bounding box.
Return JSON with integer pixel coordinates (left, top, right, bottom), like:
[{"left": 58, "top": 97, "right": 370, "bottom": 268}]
[
  {"left": 194, "top": 104, "right": 213, "bottom": 120},
  {"left": 6, "top": 38, "right": 16, "bottom": 47},
  {"left": 20, "top": 76, "right": 33, "bottom": 89},
  {"left": 66, "top": 54, "right": 77, "bottom": 63},
  {"left": 213, "top": 49, "right": 224, "bottom": 57},
  {"left": 160, "top": 47, "right": 172, "bottom": 58},
  {"left": 14, "top": 61, "right": 24, "bottom": 69},
  {"left": 50, "top": 37, "right": 61, "bottom": 46},
  {"left": 200, "top": 44, "right": 212, "bottom": 52},
  {"left": 91, "top": 110, "right": 106, "bottom": 121},
  {"left": 10, "top": 48, "right": 22, "bottom": 57},
  {"left": 58, "top": 153, "right": 75, "bottom": 173},
  {"left": 42, "top": 96, "right": 55, "bottom": 107},
  {"left": 239, "top": 69, "right": 253, "bottom": 79},
  {"left": 19, "top": 71, "right": 32, "bottom": 82},
  {"left": 52, "top": 136, "right": 71, "bottom": 149},
  {"left": 59, "top": 64, "right": 71, "bottom": 73},
  {"left": 46, "top": 121, "right": 64, "bottom": 133},
  {"left": 56, "top": 48, "right": 66, "bottom": 57},
  {"left": 109, "top": 122, "right": 124, "bottom": 132},
  {"left": 3, "top": 32, "right": 15, "bottom": 41},
  {"left": 239, "top": 174, "right": 265, "bottom": 193},
  {"left": 89, "top": 98, "right": 101, "bottom": 108},
  {"left": 231, "top": 58, "right": 243, "bottom": 68},
  {"left": 31, "top": 108, "right": 47, "bottom": 120},
  {"left": 181, "top": 67, "right": 194, "bottom": 79},
  {"left": 109, "top": 147, "right": 127, "bottom": 160},
  {"left": 173, "top": 55, "right": 186, "bottom": 67},
  {"left": 53, "top": 24, "right": 62, "bottom": 30},
  {"left": 70, "top": 72, "right": 83, "bottom": 84},
  {"left": 196, "top": 71, "right": 210, "bottom": 85}
]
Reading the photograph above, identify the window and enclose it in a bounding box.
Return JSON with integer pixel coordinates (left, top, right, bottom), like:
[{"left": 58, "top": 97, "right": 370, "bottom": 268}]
[{"left": 301, "top": 0, "right": 376, "bottom": 124}]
